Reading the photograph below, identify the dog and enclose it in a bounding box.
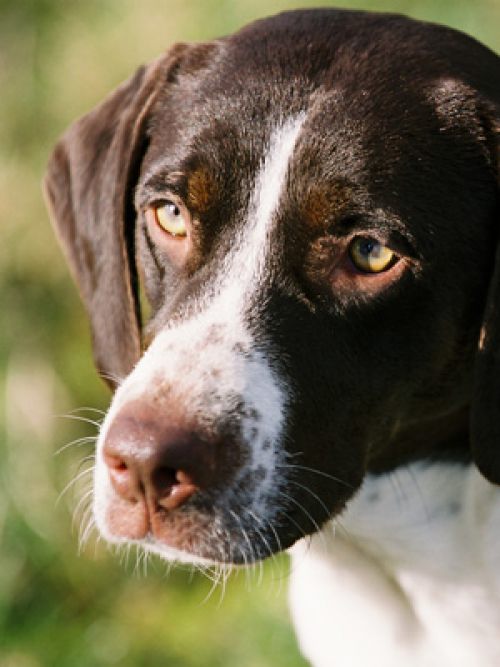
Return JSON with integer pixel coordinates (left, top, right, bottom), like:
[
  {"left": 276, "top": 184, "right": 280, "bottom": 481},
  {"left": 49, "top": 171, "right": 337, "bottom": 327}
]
[{"left": 44, "top": 8, "right": 500, "bottom": 666}]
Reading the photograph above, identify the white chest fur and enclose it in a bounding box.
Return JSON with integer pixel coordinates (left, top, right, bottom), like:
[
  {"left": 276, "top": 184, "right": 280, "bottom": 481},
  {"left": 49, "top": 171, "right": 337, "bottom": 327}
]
[{"left": 288, "top": 463, "right": 500, "bottom": 667}]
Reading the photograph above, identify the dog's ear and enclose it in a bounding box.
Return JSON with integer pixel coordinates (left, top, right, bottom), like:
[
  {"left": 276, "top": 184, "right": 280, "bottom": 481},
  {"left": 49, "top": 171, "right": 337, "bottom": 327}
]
[
  {"left": 44, "top": 44, "right": 191, "bottom": 388},
  {"left": 470, "top": 101, "right": 500, "bottom": 484}
]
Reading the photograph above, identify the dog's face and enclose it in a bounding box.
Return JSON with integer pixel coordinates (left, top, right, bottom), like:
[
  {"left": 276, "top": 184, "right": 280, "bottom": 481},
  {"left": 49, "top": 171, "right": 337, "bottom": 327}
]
[{"left": 45, "top": 10, "right": 499, "bottom": 565}]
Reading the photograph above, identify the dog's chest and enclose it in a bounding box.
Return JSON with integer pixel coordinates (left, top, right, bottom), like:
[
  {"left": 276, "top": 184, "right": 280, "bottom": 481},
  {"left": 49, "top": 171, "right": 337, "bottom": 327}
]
[{"left": 288, "top": 463, "right": 500, "bottom": 667}]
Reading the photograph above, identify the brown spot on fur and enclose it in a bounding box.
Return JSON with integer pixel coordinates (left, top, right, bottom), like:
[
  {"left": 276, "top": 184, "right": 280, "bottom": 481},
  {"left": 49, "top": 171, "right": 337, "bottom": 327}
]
[
  {"left": 187, "top": 166, "right": 218, "bottom": 214},
  {"left": 301, "top": 182, "right": 353, "bottom": 229}
]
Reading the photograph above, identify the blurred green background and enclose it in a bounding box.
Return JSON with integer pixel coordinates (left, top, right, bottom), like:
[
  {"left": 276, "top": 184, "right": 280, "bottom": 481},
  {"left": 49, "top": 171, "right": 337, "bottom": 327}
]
[{"left": 0, "top": 0, "right": 498, "bottom": 665}]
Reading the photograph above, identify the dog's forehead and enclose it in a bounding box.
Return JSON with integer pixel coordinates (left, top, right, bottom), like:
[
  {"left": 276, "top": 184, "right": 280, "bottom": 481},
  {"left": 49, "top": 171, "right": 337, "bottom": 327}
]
[
  {"left": 142, "top": 78, "right": 431, "bottom": 259},
  {"left": 139, "top": 14, "right": 497, "bottom": 269},
  {"left": 144, "top": 40, "right": 447, "bottom": 202}
]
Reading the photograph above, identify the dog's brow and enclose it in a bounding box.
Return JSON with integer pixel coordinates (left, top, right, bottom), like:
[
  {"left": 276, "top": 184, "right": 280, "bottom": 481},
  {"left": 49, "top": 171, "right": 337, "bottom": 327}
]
[
  {"left": 186, "top": 167, "right": 218, "bottom": 213},
  {"left": 135, "top": 171, "right": 187, "bottom": 208}
]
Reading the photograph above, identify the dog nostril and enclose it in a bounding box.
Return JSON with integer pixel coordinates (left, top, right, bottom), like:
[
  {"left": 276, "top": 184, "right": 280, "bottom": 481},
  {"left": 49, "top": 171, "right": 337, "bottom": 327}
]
[
  {"left": 152, "top": 466, "right": 178, "bottom": 494},
  {"left": 103, "top": 452, "right": 142, "bottom": 503},
  {"left": 104, "top": 453, "right": 128, "bottom": 472},
  {"left": 152, "top": 466, "right": 198, "bottom": 511}
]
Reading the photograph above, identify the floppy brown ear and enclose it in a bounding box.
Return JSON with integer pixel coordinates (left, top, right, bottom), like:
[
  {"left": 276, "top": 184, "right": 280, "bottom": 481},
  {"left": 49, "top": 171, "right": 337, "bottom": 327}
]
[
  {"left": 44, "top": 45, "right": 189, "bottom": 388},
  {"left": 470, "top": 105, "right": 500, "bottom": 484}
]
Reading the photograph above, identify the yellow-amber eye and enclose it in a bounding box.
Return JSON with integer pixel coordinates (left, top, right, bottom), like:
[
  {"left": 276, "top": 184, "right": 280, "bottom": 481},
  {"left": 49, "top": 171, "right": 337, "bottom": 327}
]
[
  {"left": 349, "top": 237, "right": 396, "bottom": 273},
  {"left": 153, "top": 201, "right": 189, "bottom": 237}
]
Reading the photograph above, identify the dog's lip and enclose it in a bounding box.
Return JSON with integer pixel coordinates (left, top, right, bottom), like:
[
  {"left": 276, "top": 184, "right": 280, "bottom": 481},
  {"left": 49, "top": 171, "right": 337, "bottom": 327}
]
[
  {"left": 101, "top": 487, "right": 281, "bottom": 564},
  {"left": 103, "top": 488, "right": 207, "bottom": 548},
  {"left": 104, "top": 495, "right": 150, "bottom": 541}
]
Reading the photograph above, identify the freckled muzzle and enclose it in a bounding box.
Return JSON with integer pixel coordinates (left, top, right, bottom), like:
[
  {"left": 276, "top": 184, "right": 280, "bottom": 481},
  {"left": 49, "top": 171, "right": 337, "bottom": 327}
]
[{"left": 92, "top": 311, "right": 292, "bottom": 563}]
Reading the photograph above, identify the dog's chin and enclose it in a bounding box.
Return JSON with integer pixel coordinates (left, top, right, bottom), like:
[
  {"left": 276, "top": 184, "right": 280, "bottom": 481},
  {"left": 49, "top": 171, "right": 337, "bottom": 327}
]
[
  {"left": 96, "top": 525, "right": 286, "bottom": 566},
  {"left": 93, "top": 496, "right": 296, "bottom": 566}
]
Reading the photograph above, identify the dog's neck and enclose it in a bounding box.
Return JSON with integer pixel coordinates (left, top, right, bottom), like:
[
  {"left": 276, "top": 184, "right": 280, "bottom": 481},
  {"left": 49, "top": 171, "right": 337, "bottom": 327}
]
[
  {"left": 367, "top": 405, "right": 471, "bottom": 475},
  {"left": 288, "top": 461, "right": 500, "bottom": 667}
]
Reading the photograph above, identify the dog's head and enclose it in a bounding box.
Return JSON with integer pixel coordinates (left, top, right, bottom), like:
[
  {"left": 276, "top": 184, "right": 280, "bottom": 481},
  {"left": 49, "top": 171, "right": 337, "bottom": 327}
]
[{"left": 45, "top": 10, "right": 499, "bottom": 565}]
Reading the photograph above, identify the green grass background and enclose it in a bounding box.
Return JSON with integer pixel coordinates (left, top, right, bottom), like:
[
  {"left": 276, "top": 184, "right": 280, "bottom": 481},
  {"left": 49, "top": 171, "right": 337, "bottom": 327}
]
[{"left": 1, "top": 1, "right": 498, "bottom": 665}]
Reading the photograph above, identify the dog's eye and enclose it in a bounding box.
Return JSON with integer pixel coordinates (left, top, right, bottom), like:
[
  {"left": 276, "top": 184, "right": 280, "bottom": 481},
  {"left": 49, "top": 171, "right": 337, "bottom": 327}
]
[
  {"left": 349, "top": 237, "right": 396, "bottom": 273},
  {"left": 151, "top": 201, "right": 189, "bottom": 238}
]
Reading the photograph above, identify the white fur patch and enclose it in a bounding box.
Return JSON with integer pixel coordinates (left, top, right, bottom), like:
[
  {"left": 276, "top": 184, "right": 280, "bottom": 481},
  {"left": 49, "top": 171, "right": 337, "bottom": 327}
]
[
  {"left": 289, "top": 463, "right": 500, "bottom": 666},
  {"left": 94, "top": 115, "right": 306, "bottom": 555}
]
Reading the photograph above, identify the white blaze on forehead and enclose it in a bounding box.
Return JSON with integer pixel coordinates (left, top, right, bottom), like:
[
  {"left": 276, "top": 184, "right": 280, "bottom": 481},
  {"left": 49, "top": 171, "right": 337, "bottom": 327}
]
[
  {"left": 221, "top": 113, "right": 307, "bottom": 305},
  {"left": 95, "top": 115, "right": 306, "bottom": 539},
  {"left": 256, "top": 115, "right": 306, "bottom": 222},
  {"left": 245, "top": 113, "right": 306, "bottom": 277}
]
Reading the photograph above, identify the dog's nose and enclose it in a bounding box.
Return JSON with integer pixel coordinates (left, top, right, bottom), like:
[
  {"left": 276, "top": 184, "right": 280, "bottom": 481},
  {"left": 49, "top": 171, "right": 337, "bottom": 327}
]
[{"left": 102, "top": 401, "right": 215, "bottom": 511}]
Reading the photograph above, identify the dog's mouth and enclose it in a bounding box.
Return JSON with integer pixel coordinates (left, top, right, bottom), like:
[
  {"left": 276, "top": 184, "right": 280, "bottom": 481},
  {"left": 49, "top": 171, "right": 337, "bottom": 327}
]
[
  {"left": 92, "top": 439, "right": 357, "bottom": 565},
  {"left": 91, "top": 400, "right": 301, "bottom": 564},
  {"left": 94, "top": 466, "right": 303, "bottom": 564},
  {"left": 91, "top": 415, "right": 346, "bottom": 565},
  {"left": 90, "top": 395, "right": 357, "bottom": 565}
]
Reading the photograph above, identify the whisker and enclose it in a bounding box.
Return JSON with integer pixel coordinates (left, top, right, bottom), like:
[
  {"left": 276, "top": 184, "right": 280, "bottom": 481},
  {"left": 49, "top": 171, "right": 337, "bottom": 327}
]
[
  {"left": 229, "top": 510, "right": 255, "bottom": 591},
  {"left": 71, "top": 487, "right": 93, "bottom": 531},
  {"left": 261, "top": 512, "right": 283, "bottom": 555},
  {"left": 333, "top": 517, "right": 351, "bottom": 541},
  {"left": 252, "top": 512, "right": 291, "bottom": 595},
  {"left": 75, "top": 454, "right": 96, "bottom": 470},
  {"left": 197, "top": 563, "right": 221, "bottom": 588},
  {"left": 68, "top": 407, "right": 106, "bottom": 417},
  {"left": 278, "top": 463, "right": 354, "bottom": 489},
  {"left": 132, "top": 546, "right": 141, "bottom": 578},
  {"left": 218, "top": 563, "right": 232, "bottom": 608},
  {"left": 133, "top": 545, "right": 150, "bottom": 579},
  {"left": 276, "top": 508, "right": 318, "bottom": 571},
  {"left": 54, "top": 435, "right": 97, "bottom": 457},
  {"left": 93, "top": 532, "right": 103, "bottom": 559},
  {"left": 245, "top": 509, "right": 279, "bottom": 584},
  {"left": 278, "top": 492, "right": 329, "bottom": 555},
  {"left": 56, "top": 464, "right": 95, "bottom": 506},
  {"left": 138, "top": 548, "right": 150, "bottom": 578},
  {"left": 78, "top": 506, "right": 96, "bottom": 553},
  {"left": 76, "top": 502, "right": 93, "bottom": 538},
  {"left": 279, "top": 491, "right": 323, "bottom": 535},
  {"left": 233, "top": 537, "right": 251, "bottom": 590},
  {"left": 388, "top": 470, "right": 407, "bottom": 508},
  {"left": 98, "top": 370, "right": 124, "bottom": 386},
  {"left": 201, "top": 564, "right": 224, "bottom": 605},
  {"left": 276, "top": 507, "right": 307, "bottom": 542},
  {"left": 60, "top": 413, "right": 103, "bottom": 428},
  {"left": 286, "top": 451, "right": 305, "bottom": 460},
  {"left": 405, "top": 465, "right": 430, "bottom": 522},
  {"left": 246, "top": 510, "right": 273, "bottom": 555},
  {"left": 161, "top": 557, "right": 174, "bottom": 580},
  {"left": 124, "top": 544, "right": 132, "bottom": 570},
  {"left": 143, "top": 550, "right": 151, "bottom": 577},
  {"left": 287, "top": 479, "right": 332, "bottom": 519}
]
